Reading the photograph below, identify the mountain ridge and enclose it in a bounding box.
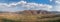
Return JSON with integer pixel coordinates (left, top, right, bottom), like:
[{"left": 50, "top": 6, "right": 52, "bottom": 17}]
[{"left": 0, "top": 10, "right": 60, "bottom": 15}]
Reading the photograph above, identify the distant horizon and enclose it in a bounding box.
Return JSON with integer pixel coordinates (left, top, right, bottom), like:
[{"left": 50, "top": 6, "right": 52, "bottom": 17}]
[{"left": 0, "top": 10, "right": 60, "bottom": 12}]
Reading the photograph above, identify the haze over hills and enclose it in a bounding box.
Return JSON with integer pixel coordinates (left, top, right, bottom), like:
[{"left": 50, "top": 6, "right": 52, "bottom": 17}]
[{"left": 0, "top": 10, "right": 60, "bottom": 15}]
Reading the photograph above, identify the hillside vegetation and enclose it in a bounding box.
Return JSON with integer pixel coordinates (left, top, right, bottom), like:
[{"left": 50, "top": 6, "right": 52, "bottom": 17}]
[{"left": 0, "top": 10, "right": 60, "bottom": 22}]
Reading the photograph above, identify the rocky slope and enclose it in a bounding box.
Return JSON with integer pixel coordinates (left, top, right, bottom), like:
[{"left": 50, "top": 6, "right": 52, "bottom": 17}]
[{"left": 15, "top": 10, "right": 54, "bottom": 15}]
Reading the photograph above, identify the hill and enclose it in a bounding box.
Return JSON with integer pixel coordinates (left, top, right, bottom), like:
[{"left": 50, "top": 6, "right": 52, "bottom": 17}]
[
  {"left": 15, "top": 10, "right": 60, "bottom": 15},
  {"left": 0, "top": 10, "right": 60, "bottom": 22}
]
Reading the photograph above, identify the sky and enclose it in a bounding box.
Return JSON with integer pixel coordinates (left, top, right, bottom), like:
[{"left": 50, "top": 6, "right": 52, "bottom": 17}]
[{"left": 0, "top": 0, "right": 60, "bottom": 12}]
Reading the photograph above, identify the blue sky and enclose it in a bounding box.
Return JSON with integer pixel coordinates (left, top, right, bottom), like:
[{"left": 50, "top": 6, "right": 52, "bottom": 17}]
[
  {"left": 0, "top": 0, "right": 60, "bottom": 12},
  {"left": 0, "top": 0, "right": 54, "bottom": 5}
]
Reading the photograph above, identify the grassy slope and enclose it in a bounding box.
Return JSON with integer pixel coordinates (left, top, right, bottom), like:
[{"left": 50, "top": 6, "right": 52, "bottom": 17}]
[{"left": 0, "top": 13, "right": 60, "bottom": 22}]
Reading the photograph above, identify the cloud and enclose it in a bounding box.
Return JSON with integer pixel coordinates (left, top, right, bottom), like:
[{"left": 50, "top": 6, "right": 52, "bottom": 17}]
[
  {"left": 55, "top": 0, "right": 60, "bottom": 4},
  {"left": 0, "top": 1, "right": 52, "bottom": 12},
  {"left": 50, "top": 0, "right": 52, "bottom": 2},
  {"left": 54, "top": 0, "right": 60, "bottom": 11}
]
